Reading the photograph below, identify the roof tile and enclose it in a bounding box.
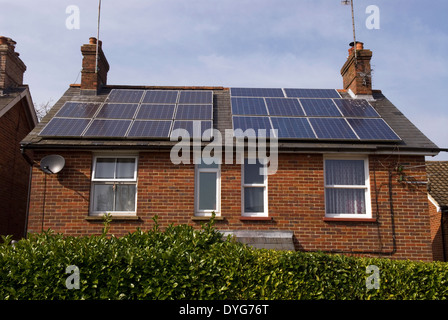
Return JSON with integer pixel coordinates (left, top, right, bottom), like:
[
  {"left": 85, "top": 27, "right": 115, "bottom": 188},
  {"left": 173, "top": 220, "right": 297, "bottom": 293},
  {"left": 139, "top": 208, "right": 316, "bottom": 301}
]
[{"left": 427, "top": 161, "right": 448, "bottom": 208}]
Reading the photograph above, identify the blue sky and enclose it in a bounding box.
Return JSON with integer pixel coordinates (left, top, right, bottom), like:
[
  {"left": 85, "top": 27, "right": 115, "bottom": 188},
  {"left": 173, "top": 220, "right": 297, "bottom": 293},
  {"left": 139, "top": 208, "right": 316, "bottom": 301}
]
[{"left": 1, "top": 0, "right": 447, "bottom": 160}]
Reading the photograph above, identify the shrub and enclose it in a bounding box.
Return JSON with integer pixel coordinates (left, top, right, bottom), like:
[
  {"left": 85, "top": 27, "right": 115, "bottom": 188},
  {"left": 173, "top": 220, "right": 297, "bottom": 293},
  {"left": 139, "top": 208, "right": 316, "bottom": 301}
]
[{"left": 1, "top": 218, "right": 448, "bottom": 300}]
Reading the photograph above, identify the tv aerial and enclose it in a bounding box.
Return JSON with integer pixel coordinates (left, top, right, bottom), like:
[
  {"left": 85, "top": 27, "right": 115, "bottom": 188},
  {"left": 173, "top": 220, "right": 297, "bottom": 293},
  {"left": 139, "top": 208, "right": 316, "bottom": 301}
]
[
  {"left": 40, "top": 155, "right": 65, "bottom": 174},
  {"left": 341, "top": 0, "right": 358, "bottom": 61}
]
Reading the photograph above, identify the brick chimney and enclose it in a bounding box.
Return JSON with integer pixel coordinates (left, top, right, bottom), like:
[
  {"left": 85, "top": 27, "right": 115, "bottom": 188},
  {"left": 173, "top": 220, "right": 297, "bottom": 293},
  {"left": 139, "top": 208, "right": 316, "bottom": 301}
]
[
  {"left": 340, "top": 41, "right": 373, "bottom": 97},
  {"left": 0, "top": 36, "right": 26, "bottom": 93},
  {"left": 80, "top": 37, "right": 109, "bottom": 94}
]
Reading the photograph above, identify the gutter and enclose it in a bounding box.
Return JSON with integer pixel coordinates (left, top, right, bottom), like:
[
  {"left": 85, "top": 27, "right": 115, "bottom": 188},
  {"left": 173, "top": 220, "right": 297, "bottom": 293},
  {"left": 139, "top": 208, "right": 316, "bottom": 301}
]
[{"left": 20, "top": 140, "right": 441, "bottom": 157}]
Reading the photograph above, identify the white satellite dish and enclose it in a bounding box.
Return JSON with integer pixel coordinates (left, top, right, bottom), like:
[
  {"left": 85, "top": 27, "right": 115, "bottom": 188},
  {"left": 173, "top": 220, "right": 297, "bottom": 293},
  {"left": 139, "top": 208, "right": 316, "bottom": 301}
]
[{"left": 40, "top": 155, "right": 65, "bottom": 174}]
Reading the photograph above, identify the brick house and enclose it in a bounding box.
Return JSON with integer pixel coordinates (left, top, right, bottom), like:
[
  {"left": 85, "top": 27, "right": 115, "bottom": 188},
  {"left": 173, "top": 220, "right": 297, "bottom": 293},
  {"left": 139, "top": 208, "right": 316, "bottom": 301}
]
[
  {"left": 427, "top": 161, "right": 448, "bottom": 261},
  {"left": 0, "top": 36, "right": 38, "bottom": 240},
  {"left": 21, "top": 38, "right": 441, "bottom": 261}
]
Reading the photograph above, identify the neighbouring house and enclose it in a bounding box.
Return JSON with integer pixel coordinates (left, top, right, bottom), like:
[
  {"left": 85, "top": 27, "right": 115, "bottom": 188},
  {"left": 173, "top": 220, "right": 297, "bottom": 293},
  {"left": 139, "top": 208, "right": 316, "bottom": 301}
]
[
  {"left": 0, "top": 36, "right": 38, "bottom": 240},
  {"left": 427, "top": 161, "right": 448, "bottom": 261},
  {"left": 20, "top": 37, "right": 441, "bottom": 261}
]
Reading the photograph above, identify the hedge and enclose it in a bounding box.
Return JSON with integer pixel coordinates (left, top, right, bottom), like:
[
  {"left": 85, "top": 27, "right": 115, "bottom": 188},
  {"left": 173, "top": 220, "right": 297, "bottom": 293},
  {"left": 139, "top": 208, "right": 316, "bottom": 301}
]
[{"left": 1, "top": 217, "right": 448, "bottom": 300}]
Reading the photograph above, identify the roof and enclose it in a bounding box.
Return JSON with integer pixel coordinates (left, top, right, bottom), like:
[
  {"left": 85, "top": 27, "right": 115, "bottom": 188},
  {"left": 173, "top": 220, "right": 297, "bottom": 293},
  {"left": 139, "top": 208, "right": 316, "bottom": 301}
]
[
  {"left": 427, "top": 161, "right": 448, "bottom": 208},
  {"left": 0, "top": 86, "right": 38, "bottom": 126},
  {"left": 20, "top": 84, "right": 439, "bottom": 156}
]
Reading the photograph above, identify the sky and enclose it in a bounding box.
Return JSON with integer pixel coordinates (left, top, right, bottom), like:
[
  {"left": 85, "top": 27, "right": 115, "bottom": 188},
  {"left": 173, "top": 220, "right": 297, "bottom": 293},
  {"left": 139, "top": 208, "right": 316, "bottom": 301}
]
[{"left": 1, "top": 0, "right": 447, "bottom": 160}]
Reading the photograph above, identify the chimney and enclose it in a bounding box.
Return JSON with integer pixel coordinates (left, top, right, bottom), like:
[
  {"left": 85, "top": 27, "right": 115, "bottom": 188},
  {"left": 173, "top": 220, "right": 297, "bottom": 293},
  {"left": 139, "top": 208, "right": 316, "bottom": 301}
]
[
  {"left": 340, "top": 41, "right": 373, "bottom": 97},
  {"left": 80, "top": 37, "right": 110, "bottom": 94},
  {"left": 0, "top": 36, "right": 27, "bottom": 93}
]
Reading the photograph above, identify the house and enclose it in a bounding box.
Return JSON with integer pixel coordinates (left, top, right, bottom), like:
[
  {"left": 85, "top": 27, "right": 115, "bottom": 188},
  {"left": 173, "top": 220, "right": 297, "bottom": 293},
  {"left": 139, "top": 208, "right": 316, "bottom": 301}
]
[
  {"left": 0, "top": 36, "right": 38, "bottom": 240},
  {"left": 427, "top": 161, "right": 448, "bottom": 261},
  {"left": 20, "top": 37, "right": 441, "bottom": 261}
]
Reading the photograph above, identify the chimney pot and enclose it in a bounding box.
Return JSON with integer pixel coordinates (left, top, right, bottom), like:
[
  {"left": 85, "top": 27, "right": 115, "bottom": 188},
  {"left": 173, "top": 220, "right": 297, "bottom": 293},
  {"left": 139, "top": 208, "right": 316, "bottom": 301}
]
[
  {"left": 7, "top": 39, "right": 16, "bottom": 50},
  {"left": 349, "top": 41, "right": 364, "bottom": 50},
  {"left": 0, "top": 36, "right": 8, "bottom": 45},
  {"left": 89, "top": 37, "right": 97, "bottom": 45}
]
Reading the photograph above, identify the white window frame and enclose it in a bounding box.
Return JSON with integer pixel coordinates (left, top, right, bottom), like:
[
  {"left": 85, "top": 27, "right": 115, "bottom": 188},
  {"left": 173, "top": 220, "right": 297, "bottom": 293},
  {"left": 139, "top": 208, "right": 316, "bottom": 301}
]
[
  {"left": 90, "top": 155, "right": 138, "bottom": 216},
  {"left": 194, "top": 158, "right": 221, "bottom": 217},
  {"left": 242, "top": 158, "right": 268, "bottom": 217},
  {"left": 324, "top": 155, "right": 372, "bottom": 219}
]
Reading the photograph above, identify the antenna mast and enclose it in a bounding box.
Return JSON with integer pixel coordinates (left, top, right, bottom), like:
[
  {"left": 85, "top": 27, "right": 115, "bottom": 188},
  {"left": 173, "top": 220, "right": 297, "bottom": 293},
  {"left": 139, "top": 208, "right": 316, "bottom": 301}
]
[
  {"left": 95, "top": 0, "right": 102, "bottom": 74},
  {"left": 342, "top": 0, "right": 357, "bottom": 62}
]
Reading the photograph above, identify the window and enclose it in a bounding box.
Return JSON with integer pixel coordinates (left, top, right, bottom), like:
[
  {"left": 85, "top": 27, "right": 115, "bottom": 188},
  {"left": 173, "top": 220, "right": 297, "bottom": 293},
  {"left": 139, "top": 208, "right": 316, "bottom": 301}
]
[
  {"left": 324, "top": 156, "right": 371, "bottom": 219},
  {"left": 242, "top": 158, "right": 268, "bottom": 217},
  {"left": 90, "top": 156, "right": 138, "bottom": 216},
  {"left": 195, "top": 158, "right": 220, "bottom": 216}
]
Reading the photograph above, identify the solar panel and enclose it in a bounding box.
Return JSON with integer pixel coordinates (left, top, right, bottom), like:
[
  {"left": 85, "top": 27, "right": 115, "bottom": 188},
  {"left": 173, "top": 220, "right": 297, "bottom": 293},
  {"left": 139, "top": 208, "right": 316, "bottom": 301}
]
[
  {"left": 334, "top": 99, "right": 380, "bottom": 117},
  {"left": 232, "top": 116, "right": 273, "bottom": 137},
  {"left": 107, "top": 89, "right": 145, "bottom": 103},
  {"left": 96, "top": 103, "right": 139, "bottom": 119},
  {"left": 300, "top": 99, "right": 342, "bottom": 117},
  {"left": 347, "top": 118, "right": 401, "bottom": 141},
  {"left": 127, "top": 120, "right": 171, "bottom": 138},
  {"left": 178, "top": 91, "right": 213, "bottom": 104},
  {"left": 136, "top": 104, "right": 175, "bottom": 120},
  {"left": 171, "top": 120, "right": 213, "bottom": 140},
  {"left": 83, "top": 119, "right": 132, "bottom": 137},
  {"left": 230, "top": 88, "right": 285, "bottom": 98},
  {"left": 231, "top": 97, "right": 268, "bottom": 115},
  {"left": 55, "top": 102, "right": 101, "bottom": 118},
  {"left": 175, "top": 104, "right": 212, "bottom": 120},
  {"left": 309, "top": 118, "right": 357, "bottom": 140},
  {"left": 40, "top": 118, "right": 91, "bottom": 137},
  {"left": 284, "top": 88, "right": 341, "bottom": 99},
  {"left": 265, "top": 98, "right": 305, "bottom": 116},
  {"left": 271, "top": 117, "right": 316, "bottom": 139},
  {"left": 142, "top": 90, "right": 178, "bottom": 104}
]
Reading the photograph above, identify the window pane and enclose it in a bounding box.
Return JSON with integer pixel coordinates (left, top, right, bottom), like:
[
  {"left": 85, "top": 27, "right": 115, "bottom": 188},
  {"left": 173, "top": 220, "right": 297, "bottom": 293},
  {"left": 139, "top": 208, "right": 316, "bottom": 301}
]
[
  {"left": 116, "top": 158, "right": 136, "bottom": 179},
  {"left": 198, "top": 172, "right": 217, "bottom": 210},
  {"left": 95, "top": 158, "right": 115, "bottom": 179},
  {"left": 197, "top": 158, "right": 219, "bottom": 169},
  {"left": 93, "top": 184, "right": 114, "bottom": 211},
  {"left": 325, "top": 188, "right": 366, "bottom": 214},
  {"left": 244, "top": 159, "right": 265, "bottom": 184},
  {"left": 115, "top": 184, "right": 136, "bottom": 211},
  {"left": 325, "top": 160, "right": 365, "bottom": 185},
  {"left": 244, "top": 187, "right": 265, "bottom": 213}
]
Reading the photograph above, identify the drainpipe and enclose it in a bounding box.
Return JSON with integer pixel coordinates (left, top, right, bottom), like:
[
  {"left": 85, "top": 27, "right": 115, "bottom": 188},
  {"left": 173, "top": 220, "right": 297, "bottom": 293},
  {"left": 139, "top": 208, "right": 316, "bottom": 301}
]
[
  {"left": 441, "top": 207, "right": 448, "bottom": 262},
  {"left": 20, "top": 147, "right": 35, "bottom": 239}
]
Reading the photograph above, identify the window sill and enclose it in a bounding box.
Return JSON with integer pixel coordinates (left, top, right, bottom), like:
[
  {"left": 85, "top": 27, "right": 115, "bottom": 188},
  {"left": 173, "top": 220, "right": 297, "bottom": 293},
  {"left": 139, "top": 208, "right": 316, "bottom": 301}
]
[
  {"left": 323, "top": 217, "right": 377, "bottom": 223},
  {"left": 240, "top": 216, "right": 273, "bottom": 221},
  {"left": 85, "top": 215, "right": 141, "bottom": 222},
  {"left": 191, "top": 216, "right": 225, "bottom": 221}
]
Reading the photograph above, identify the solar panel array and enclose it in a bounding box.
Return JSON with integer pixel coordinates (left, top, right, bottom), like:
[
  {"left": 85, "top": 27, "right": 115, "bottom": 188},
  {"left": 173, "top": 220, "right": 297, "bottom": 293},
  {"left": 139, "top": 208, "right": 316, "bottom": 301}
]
[
  {"left": 40, "top": 87, "right": 401, "bottom": 143},
  {"left": 230, "top": 87, "right": 401, "bottom": 141},
  {"left": 40, "top": 89, "right": 213, "bottom": 140}
]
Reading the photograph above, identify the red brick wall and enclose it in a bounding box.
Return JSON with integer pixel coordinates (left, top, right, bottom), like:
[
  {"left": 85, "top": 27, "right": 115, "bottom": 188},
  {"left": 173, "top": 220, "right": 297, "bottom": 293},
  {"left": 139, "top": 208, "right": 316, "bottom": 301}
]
[
  {"left": 28, "top": 151, "right": 95, "bottom": 235},
  {"left": 429, "top": 198, "right": 448, "bottom": 261},
  {"left": 27, "top": 151, "right": 433, "bottom": 261},
  {"left": 0, "top": 100, "right": 34, "bottom": 239}
]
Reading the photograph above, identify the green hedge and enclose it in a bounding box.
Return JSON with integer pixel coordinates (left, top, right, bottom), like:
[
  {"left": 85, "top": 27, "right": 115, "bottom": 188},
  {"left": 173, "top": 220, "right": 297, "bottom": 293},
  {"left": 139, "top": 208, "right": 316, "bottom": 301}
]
[{"left": 1, "top": 218, "right": 448, "bottom": 300}]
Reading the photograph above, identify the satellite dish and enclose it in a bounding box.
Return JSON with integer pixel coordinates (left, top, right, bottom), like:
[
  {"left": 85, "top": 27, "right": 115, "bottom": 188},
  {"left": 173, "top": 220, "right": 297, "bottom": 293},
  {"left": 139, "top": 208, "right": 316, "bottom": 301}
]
[{"left": 40, "top": 155, "right": 65, "bottom": 174}]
